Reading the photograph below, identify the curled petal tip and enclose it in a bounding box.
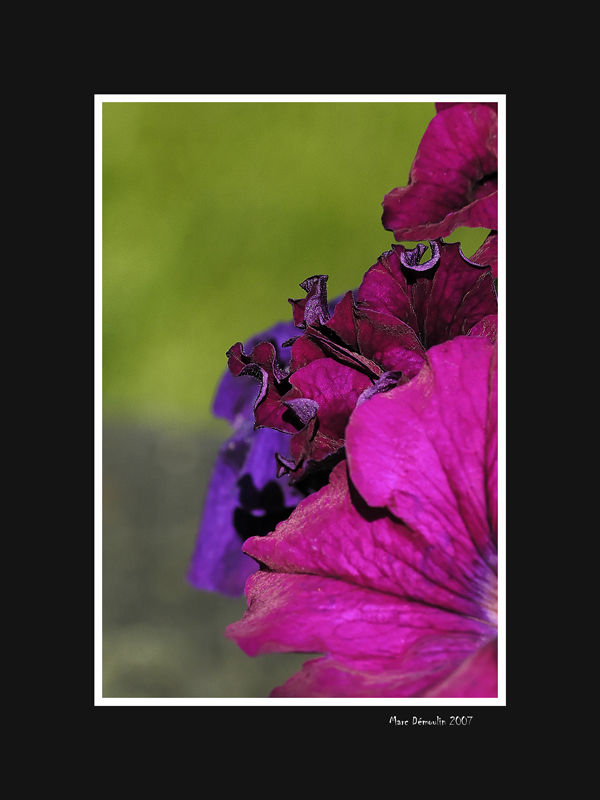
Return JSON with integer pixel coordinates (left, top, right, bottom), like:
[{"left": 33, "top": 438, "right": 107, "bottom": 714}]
[{"left": 399, "top": 240, "right": 441, "bottom": 272}]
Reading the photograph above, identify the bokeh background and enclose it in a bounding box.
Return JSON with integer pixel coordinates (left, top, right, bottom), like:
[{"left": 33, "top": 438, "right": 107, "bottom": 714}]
[{"left": 101, "top": 99, "right": 489, "bottom": 699}]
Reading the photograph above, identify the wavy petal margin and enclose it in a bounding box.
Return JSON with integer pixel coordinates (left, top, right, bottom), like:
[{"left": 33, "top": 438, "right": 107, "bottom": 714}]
[
  {"left": 382, "top": 104, "right": 497, "bottom": 241},
  {"left": 226, "top": 336, "right": 498, "bottom": 694},
  {"left": 188, "top": 322, "right": 303, "bottom": 596}
]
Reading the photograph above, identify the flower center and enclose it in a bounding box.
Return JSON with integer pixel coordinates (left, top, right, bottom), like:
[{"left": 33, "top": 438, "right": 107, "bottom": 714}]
[{"left": 480, "top": 571, "right": 498, "bottom": 628}]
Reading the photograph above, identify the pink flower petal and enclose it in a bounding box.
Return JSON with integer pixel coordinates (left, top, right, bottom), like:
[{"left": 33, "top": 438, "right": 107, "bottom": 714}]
[
  {"left": 271, "top": 657, "right": 442, "bottom": 698},
  {"left": 226, "top": 336, "right": 498, "bottom": 696},
  {"left": 244, "top": 460, "right": 490, "bottom": 619},
  {"left": 422, "top": 636, "right": 498, "bottom": 698},
  {"left": 346, "top": 335, "right": 497, "bottom": 573},
  {"left": 468, "top": 314, "right": 498, "bottom": 344},
  {"left": 226, "top": 571, "right": 492, "bottom": 697},
  {"left": 382, "top": 104, "right": 497, "bottom": 241}
]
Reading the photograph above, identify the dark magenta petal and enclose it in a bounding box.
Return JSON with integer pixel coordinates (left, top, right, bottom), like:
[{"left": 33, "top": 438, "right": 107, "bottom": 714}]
[
  {"left": 324, "top": 291, "right": 359, "bottom": 350},
  {"left": 213, "top": 321, "right": 297, "bottom": 425},
  {"left": 354, "top": 308, "right": 426, "bottom": 378},
  {"left": 302, "top": 322, "right": 383, "bottom": 379},
  {"left": 382, "top": 103, "right": 498, "bottom": 241},
  {"left": 287, "top": 286, "right": 353, "bottom": 372},
  {"left": 419, "top": 241, "right": 497, "bottom": 347},
  {"left": 470, "top": 231, "right": 498, "bottom": 279},
  {"left": 357, "top": 240, "right": 497, "bottom": 350},
  {"left": 288, "top": 333, "right": 327, "bottom": 372},
  {"left": 227, "top": 339, "right": 287, "bottom": 384},
  {"left": 274, "top": 452, "right": 296, "bottom": 478},
  {"left": 262, "top": 261, "right": 491, "bottom": 485},
  {"left": 227, "top": 340, "right": 297, "bottom": 434},
  {"left": 289, "top": 275, "right": 331, "bottom": 329},
  {"left": 357, "top": 248, "right": 420, "bottom": 333},
  {"left": 468, "top": 314, "right": 498, "bottom": 343},
  {"left": 289, "top": 359, "right": 372, "bottom": 442},
  {"left": 281, "top": 359, "right": 372, "bottom": 478},
  {"left": 435, "top": 101, "right": 498, "bottom": 114}
]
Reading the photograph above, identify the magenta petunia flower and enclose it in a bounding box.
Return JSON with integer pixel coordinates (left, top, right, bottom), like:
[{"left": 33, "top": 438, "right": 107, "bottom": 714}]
[
  {"left": 381, "top": 103, "right": 498, "bottom": 243},
  {"left": 187, "top": 322, "right": 305, "bottom": 597},
  {"left": 227, "top": 239, "right": 496, "bottom": 486},
  {"left": 226, "top": 335, "right": 498, "bottom": 697}
]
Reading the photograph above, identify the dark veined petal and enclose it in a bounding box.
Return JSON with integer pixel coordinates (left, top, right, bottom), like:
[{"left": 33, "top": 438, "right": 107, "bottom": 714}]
[
  {"left": 226, "top": 570, "right": 492, "bottom": 698},
  {"left": 382, "top": 104, "right": 498, "bottom": 241},
  {"left": 213, "top": 322, "right": 297, "bottom": 425},
  {"left": 281, "top": 359, "right": 372, "bottom": 480},
  {"left": 469, "top": 230, "right": 498, "bottom": 279},
  {"left": 289, "top": 275, "right": 331, "bottom": 329},
  {"left": 357, "top": 240, "right": 497, "bottom": 350},
  {"left": 243, "top": 460, "right": 493, "bottom": 620},
  {"left": 346, "top": 335, "right": 498, "bottom": 569},
  {"left": 227, "top": 340, "right": 297, "bottom": 434},
  {"left": 468, "top": 314, "right": 498, "bottom": 344}
]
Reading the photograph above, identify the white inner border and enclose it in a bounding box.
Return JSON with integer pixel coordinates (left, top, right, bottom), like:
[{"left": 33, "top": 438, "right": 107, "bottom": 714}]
[{"left": 95, "top": 93, "right": 506, "bottom": 707}]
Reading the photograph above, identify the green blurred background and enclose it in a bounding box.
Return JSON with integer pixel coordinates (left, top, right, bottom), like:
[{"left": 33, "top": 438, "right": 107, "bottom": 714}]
[{"left": 101, "top": 100, "right": 489, "bottom": 699}]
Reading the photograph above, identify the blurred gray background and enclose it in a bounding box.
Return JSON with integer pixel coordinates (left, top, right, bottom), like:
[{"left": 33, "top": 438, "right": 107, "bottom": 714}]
[{"left": 102, "top": 422, "right": 310, "bottom": 697}]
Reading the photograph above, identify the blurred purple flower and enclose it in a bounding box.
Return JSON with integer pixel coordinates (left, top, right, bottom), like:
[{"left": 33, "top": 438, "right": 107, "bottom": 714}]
[
  {"left": 187, "top": 322, "right": 304, "bottom": 597},
  {"left": 226, "top": 335, "right": 498, "bottom": 697},
  {"left": 382, "top": 103, "right": 498, "bottom": 246}
]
